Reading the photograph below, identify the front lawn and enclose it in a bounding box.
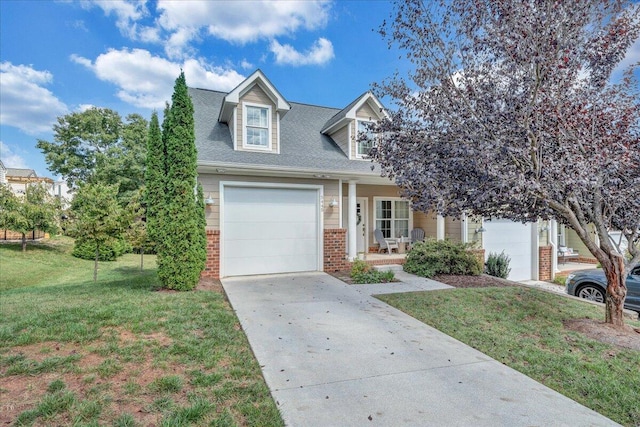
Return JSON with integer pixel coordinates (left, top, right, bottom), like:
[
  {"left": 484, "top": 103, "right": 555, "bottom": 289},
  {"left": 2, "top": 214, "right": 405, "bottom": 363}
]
[
  {"left": 0, "top": 237, "right": 283, "bottom": 426},
  {"left": 378, "top": 286, "right": 640, "bottom": 426}
]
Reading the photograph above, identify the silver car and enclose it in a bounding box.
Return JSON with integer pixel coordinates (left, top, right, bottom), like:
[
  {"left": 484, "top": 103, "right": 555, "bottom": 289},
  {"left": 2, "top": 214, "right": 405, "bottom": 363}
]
[{"left": 565, "top": 265, "right": 640, "bottom": 313}]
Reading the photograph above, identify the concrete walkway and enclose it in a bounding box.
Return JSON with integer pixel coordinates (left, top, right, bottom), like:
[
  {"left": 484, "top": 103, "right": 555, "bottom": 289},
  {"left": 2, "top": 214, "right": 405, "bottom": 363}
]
[{"left": 222, "top": 272, "right": 618, "bottom": 426}]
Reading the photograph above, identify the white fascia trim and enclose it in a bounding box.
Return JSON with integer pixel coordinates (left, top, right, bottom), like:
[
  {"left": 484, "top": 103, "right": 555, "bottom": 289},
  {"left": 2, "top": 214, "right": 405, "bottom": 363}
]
[
  {"left": 232, "top": 107, "right": 237, "bottom": 150},
  {"left": 276, "top": 111, "right": 281, "bottom": 154},
  {"left": 242, "top": 102, "right": 273, "bottom": 152},
  {"left": 348, "top": 120, "right": 353, "bottom": 160},
  {"left": 197, "top": 160, "right": 388, "bottom": 180},
  {"left": 351, "top": 93, "right": 389, "bottom": 121},
  {"left": 226, "top": 70, "right": 291, "bottom": 113}
]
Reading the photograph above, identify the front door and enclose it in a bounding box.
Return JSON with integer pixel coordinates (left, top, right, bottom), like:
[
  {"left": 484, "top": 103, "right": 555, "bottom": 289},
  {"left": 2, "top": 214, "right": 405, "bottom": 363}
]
[{"left": 343, "top": 197, "right": 368, "bottom": 253}]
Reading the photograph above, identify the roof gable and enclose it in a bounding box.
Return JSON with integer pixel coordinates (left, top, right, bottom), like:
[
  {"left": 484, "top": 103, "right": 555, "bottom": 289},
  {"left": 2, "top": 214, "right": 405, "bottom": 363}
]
[
  {"left": 218, "top": 69, "right": 291, "bottom": 123},
  {"left": 321, "top": 92, "right": 387, "bottom": 134}
]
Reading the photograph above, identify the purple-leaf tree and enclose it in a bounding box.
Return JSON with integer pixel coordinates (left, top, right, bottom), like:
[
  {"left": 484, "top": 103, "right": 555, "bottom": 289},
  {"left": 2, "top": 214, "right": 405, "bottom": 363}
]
[{"left": 371, "top": 0, "right": 640, "bottom": 326}]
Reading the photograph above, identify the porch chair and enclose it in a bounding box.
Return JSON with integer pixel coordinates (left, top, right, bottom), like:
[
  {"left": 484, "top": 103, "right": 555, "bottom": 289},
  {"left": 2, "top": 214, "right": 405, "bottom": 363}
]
[
  {"left": 374, "top": 229, "right": 399, "bottom": 254},
  {"left": 410, "top": 228, "right": 425, "bottom": 248}
]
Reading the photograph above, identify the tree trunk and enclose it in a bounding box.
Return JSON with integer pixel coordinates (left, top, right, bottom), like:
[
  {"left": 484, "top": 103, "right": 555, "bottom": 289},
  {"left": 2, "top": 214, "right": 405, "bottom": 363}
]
[
  {"left": 21, "top": 233, "right": 26, "bottom": 252},
  {"left": 140, "top": 247, "right": 144, "bottom": 271},
  {"left": 603, "top": 253, "right": 627, "bottom": 327},
  {"left": 94, "top": 243, "right": 99, "bottom": 282}
]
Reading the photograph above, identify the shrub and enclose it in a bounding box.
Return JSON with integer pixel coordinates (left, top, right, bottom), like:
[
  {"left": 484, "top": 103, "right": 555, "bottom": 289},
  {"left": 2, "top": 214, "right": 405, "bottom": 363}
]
[
  {"left": 403, "top": 239, "right": 482, "bottom": 278},
  {"left": 72, "top": 238, "right": 131, "bottom": 261},
  {"left": 485, "top": 251, "right": 511, "bottom": 279},
  {"left": 350, "top": 259, "right": 395, "bottom": 284}
]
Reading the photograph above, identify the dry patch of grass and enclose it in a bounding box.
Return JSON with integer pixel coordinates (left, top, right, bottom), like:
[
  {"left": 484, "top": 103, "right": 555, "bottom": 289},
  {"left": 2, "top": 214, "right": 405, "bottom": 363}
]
[{"left": 0, "top": 239, "right": 282, "bottom": 426}]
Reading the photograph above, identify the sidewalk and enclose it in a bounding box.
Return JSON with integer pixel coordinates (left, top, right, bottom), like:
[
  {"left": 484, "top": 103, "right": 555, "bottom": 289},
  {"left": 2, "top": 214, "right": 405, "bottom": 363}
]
[{"left": 222, "top": 272, "right": 617, "bottom": 426}]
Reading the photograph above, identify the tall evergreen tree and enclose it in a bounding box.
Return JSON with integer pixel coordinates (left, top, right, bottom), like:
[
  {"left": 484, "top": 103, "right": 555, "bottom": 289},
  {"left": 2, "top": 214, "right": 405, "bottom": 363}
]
[
  {"left": 144, "top": 111, "right": 164, "bottom": 251},
  {"left": 156, "top": 72, "right": 206, "bottom": 290}
]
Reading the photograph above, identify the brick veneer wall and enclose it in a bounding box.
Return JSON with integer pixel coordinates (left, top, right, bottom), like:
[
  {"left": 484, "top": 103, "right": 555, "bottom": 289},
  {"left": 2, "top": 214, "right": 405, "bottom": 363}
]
[
  {"left": 539, "top": 246, "right": 553, "bottom": 281},
  {"left": 324, "top": 228, "right": 348, "bottom": 272},
  {"left": 202, "top": 229, "right": 220, "bottom": 279}
]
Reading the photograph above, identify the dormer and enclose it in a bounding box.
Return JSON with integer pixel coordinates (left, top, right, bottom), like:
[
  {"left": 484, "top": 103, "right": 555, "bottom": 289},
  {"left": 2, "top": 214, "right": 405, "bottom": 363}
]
[
  {"left": 321, "top": 92, "right": 387, "bottom": 160},
  {"left": 218, "top": 70, "right": 291, "bottom": 154}
]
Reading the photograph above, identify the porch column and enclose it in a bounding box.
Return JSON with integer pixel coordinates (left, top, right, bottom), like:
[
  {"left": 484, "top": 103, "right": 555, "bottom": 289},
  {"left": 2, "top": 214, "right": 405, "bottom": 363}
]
[
  {"left": 436, "top": 215, "right": 445, "bottom": 241},
  {"left": 460, "top": 213, "right": 468, "bottom": 243},
  {"left": 550, "top": 219, "right": 559, "bottom": 274},
  {"left": 348, "top": 181, "right": 357, "bottom": 261}
]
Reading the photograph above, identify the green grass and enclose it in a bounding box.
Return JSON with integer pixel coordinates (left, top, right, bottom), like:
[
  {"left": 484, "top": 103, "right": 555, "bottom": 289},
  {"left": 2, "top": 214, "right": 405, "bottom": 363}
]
[
  {"left": 378, "top": 287, "right": 640, "bottom": 426},
  {"left": 0, "top": 237, "right": 283, "bottom": 426}
]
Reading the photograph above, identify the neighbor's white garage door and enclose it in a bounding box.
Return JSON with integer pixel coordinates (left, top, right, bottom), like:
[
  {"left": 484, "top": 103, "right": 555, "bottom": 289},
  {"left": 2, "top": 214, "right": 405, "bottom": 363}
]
[
  {"left": 483, "top": 219, "right": 533, "bottom": 281},
  {"left": 223, "top": 186, "right": 320, "bottom": 277}
]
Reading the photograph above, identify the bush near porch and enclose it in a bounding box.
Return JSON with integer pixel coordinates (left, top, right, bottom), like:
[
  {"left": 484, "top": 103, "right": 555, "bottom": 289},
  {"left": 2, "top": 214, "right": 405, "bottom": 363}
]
[{"left": 403, "top": 239, "right": 482, "bottom": 278}]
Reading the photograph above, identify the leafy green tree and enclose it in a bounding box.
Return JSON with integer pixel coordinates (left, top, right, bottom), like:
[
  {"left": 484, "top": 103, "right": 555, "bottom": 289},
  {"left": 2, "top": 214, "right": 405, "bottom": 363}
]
[
  {"left": 0, "top": 183, "right": 60, "bottom": 252},
  {"left": 37, "top": 108, "right": 148, "bottom": 203},
  {"left": 69, "top": 183, "right": 125, "bottom": 281},
  {"left": 125, "top": 188, "right": 151, "bottom": 271},
  {"left": 155, "top": 72, "right": 206, "bottom": 291},
  {"left": 94, "top": 114, "right": 148, "bottom": 204}
]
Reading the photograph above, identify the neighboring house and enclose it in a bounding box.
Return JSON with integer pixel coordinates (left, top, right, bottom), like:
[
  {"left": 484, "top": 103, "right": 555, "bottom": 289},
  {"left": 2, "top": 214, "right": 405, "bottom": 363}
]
[
  {"left": 0, "top": 164, "right": 65, "bottom": 240},
  {"left": 3, "top": 167, "right": 53, "bottom": 195},
  {"left": 194, "top": 70, "right": 554, "bottom": 280}
]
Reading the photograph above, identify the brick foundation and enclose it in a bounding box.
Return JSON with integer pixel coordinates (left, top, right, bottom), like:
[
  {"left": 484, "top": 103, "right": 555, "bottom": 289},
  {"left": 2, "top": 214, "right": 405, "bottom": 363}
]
[
  {"left": 324, "top": 228, "right": 348, "bottom": 272},
  {"left": 539, "top": 246, "right": 553, "bottom": 281},
  {"left": 202, "top": 229, "right": 220, "bottom": 279}
]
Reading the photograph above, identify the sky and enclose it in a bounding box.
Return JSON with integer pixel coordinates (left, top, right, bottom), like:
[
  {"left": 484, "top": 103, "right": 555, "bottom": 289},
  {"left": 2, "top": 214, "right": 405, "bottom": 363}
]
[
  {"left": 0, "top": 0, "right": 407, "bottom": 179},
  {"left": 1, "top": 1, "right": 639, "bottom": 180}
]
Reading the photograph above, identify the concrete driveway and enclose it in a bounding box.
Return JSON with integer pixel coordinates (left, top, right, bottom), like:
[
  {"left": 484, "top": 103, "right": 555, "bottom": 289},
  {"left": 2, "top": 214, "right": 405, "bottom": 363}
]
[{"left": 222, "top": 272, "right": 617, "bottom": 426}]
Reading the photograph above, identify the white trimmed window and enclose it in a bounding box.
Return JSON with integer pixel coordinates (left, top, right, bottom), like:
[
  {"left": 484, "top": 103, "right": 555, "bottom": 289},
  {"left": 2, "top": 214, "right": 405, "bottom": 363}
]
[
  {"left": 356, "top": 120, "right": 375, "bottom": 158},
  {"left": 375, "top": 198, "right": 411, "bottom": 238},
  {"left": 244, "top": 103, "right": 271, "bottom": 149}
]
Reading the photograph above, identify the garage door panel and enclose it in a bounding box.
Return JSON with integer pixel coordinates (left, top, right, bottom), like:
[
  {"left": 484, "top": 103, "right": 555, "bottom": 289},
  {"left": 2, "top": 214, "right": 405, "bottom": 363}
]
[
  {"left": 226, "top": 254, "right": 318, "bottom": 277},
  {"left": 223, "top": 186, "right": 320, "bottom": 277},
  {"left": 226, "top": 203, "right": 316, "bottom": 223},
  {"left": 483, "top": 219, "right": 533, "bottom": 281},
  {"left": 225, "top": 238, "right": 317, "bottom": 258},
  {"left": 225, "top": 221, "right": 317, "bottom": 241}
]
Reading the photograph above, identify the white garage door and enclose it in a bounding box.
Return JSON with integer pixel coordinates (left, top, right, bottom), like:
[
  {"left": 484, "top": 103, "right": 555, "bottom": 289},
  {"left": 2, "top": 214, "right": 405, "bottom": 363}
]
[
  {"left": 223, "top": 186, "right": 320, "bottom": 277},
  {"left": 483, "top": 219, "right": 533, "bottom": 281}
]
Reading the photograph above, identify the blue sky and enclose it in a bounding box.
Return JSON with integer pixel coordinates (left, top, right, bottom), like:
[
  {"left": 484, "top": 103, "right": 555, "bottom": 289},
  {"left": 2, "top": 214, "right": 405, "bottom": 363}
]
[
  {"left": 0, "top": 0, "right": 406, "bottom": 178},
  {"left": 2, "top": 1, "right": 638, "bottom": 180}
]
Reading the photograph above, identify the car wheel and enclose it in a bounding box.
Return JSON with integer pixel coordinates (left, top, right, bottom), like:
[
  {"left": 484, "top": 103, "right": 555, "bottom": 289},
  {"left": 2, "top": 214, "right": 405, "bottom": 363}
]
[{"left": 577, "top": 285, "right": 605, "bottom": 303}]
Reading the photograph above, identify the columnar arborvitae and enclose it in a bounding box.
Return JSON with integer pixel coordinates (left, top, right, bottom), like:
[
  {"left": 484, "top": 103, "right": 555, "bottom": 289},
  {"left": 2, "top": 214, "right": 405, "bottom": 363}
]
[
  {"left": 144, "top": 111, "right": 164, "bottom": 252},
  {"left": 156, "top": 72, "right": 206, "bottom": 290}
]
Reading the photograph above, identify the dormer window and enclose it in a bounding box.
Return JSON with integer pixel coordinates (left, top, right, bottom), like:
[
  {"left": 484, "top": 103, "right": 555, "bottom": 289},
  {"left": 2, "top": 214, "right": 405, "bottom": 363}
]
[
  {"left": 244, "top": 103, "right": 271, "bottom": 149},
  {"left": 356, "top": 120, "right": 375, "bottom": 158}
]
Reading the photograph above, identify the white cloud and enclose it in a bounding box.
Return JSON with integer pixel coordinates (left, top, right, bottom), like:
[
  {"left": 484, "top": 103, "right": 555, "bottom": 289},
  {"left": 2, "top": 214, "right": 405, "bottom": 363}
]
[
  {"left": 0, "top": 141, "right": 28, "bottom": 169},
  {"left": 155, "top": 0, "right": 332, "bottom": 58},
  {"left": 71, "top": 48, "right": 245, "bottom": 109},
  {"left": 0, "top": 62, "right": 68, "bottom": 134},
  {"left": 240, "top": 59, "right": 254, "bottom": 70},
  {"left": 81, "top": 0, "right": 157, "bottom": 42},
  {"left": 270, "top": 37, "right": 334, "bottom": 66}
]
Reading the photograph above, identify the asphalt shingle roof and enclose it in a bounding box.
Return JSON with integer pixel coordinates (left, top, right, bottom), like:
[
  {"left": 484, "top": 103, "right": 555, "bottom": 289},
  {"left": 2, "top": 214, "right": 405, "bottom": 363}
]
[
  {"left": 190, "top": 87, "right": 381, "bottom": 176},
  {"left": 6, "top": 168, "right": 37, "bottom": 178}
]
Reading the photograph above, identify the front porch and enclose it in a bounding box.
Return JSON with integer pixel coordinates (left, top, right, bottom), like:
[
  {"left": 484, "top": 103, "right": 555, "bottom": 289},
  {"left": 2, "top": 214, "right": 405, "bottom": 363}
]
[{"left": 339, "top": 181, "right": 483, "bottom": 263}]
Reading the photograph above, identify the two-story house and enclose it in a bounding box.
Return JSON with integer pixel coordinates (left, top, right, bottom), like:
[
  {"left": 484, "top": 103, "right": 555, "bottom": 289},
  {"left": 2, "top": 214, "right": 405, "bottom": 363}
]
[{"left": 194, "top": 70, "right": 555, "bottom": 280}]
